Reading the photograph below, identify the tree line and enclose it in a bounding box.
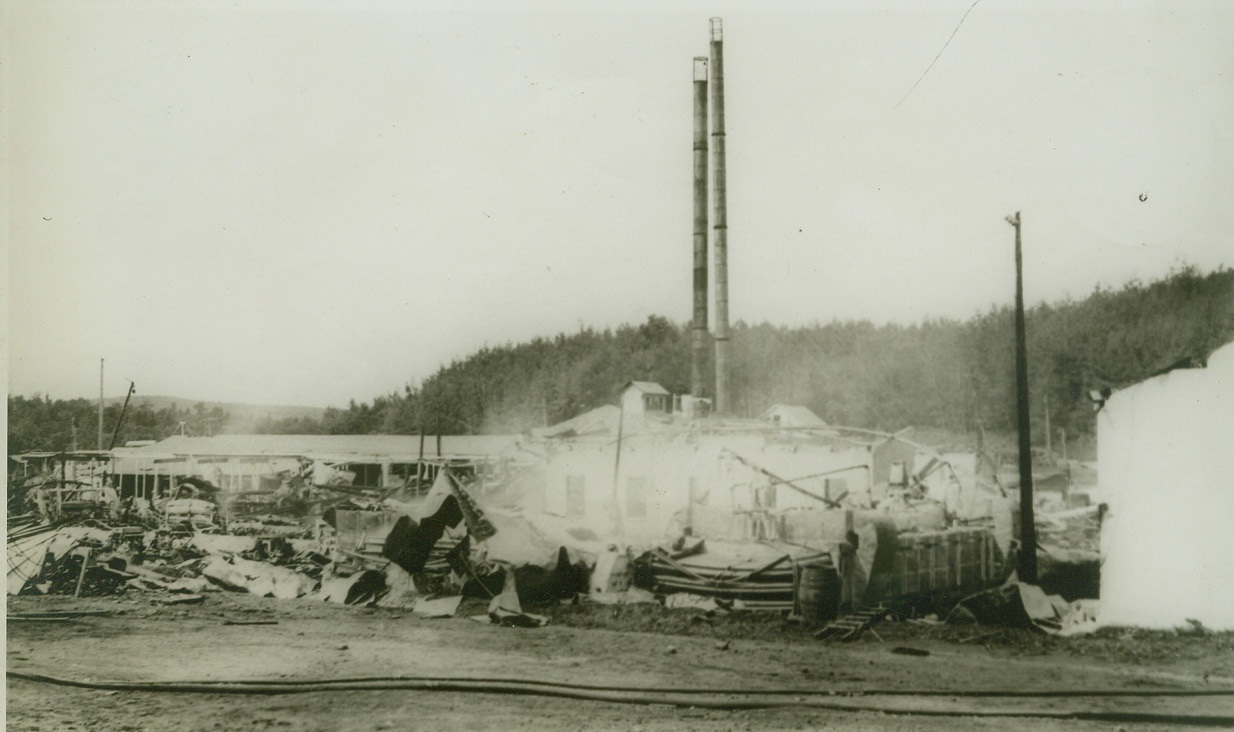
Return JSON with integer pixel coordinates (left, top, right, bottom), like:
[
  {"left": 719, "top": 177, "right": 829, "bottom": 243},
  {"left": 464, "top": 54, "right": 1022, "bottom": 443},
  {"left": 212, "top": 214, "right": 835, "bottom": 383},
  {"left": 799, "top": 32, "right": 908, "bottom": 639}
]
[
  {"left": 253, "top": 264, "right": 1233, "bottom": 441},
  {"left": 7, "top": 398, "right": 230, "bottom": 455},
  {"left": 10, "top": 266, "right": 1230, "bottom": 452}
]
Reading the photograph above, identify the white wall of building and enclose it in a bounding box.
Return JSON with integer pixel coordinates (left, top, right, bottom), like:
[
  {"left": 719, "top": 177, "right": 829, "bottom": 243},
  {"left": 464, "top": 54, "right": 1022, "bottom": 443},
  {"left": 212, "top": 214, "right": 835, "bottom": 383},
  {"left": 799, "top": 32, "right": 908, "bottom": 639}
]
[
  {"left": 1098, "top": 342, "right": 1234, "bottom": 630},
  {"left": 542, "top": 432, "right": 871, "bottom": 543}
]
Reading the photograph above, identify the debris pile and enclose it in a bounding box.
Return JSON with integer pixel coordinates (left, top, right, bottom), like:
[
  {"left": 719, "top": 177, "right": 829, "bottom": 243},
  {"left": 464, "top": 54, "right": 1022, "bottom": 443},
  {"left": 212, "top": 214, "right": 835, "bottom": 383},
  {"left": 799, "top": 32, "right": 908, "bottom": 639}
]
[
  {"left": 950, "top": 575, "right": 1100, "bottom": 636},
  {"left": 201, "top": 554, "right": 317, "bottom": 600},
  {"left": 8, "top": 436, "right": 1099, "bottom": 642},
  {"left": 636, "top": 536, "right": 834, "bottom": 614},
  {"left": 1036, "top": 505, "right": 1100, "bottom": 560},
  {"left": 616, "top": 531, "right": 855, "bottom": 632},
  {"left": 8, "top": 526, "right": 125, "bottom": 596},
  {"left": 4, "top": 466, "right": 594, "bottom": 627},
  {"left": 316, "top": 469, "right": 589, "bottom": 625}
]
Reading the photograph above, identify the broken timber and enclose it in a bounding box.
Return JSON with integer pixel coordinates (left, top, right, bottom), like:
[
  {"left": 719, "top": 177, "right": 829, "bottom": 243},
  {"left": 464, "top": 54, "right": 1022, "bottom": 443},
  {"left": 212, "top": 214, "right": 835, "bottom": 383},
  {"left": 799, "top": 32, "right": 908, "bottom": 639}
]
[
  {"left": 814, "top": 606, "right": 890, "bottom": 642},
  {"left": 722, "top": 449, "right": 843, "bottom": 508}
]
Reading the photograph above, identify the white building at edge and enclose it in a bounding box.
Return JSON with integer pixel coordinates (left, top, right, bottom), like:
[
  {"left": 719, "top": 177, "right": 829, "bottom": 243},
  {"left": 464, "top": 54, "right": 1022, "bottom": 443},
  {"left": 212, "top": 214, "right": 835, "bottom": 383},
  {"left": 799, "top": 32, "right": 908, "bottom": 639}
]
[{"left": 1098, "top": 340, "right": 1234, "bottom": 630}]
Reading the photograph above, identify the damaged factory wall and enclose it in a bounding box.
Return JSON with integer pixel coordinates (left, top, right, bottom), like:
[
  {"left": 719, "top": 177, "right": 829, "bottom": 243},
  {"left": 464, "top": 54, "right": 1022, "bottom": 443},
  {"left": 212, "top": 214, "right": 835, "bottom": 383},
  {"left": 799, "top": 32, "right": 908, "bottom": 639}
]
[
  {"left": 541, "top": 431, "right": 872, "bottom": 544},
  {"left": 1098, "top": 341, "right": 1234, "bottom": 630}
]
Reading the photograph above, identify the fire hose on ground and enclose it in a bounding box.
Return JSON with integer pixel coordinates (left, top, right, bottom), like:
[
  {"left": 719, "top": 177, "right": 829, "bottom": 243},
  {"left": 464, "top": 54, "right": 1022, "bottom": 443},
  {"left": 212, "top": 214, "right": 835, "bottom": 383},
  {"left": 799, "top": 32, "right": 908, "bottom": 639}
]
[{"left": 8, "top": 670, "right": 1234, "bottom": 726}]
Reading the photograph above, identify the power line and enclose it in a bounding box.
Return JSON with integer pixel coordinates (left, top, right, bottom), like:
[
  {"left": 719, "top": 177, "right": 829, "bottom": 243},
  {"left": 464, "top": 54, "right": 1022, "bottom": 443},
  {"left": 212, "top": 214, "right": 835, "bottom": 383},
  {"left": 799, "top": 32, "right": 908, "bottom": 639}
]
[{"left": 892, "top": 0, "right": 984, "bottom": 110}]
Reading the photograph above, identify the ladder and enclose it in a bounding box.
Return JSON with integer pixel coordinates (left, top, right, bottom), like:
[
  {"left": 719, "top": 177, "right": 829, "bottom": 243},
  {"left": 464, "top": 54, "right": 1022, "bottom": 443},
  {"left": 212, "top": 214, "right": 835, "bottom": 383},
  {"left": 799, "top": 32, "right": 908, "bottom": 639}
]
[{"left": 813, "top": 606, "right": 890, "bottom": 642}]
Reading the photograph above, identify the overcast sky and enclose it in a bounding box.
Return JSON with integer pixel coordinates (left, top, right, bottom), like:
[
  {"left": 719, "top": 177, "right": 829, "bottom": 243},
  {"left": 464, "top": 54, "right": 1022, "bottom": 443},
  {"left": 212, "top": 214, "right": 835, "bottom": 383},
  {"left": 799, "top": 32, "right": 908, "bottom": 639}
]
[{"left": 5, "top": 0, "right": 1232, "bottom": 408}]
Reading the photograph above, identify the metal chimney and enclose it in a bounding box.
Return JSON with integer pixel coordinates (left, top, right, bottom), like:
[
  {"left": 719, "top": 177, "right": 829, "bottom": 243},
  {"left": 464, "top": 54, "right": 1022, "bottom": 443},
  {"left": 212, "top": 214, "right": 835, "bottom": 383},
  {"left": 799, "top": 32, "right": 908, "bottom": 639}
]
[
  {"left": 710, "top": 17, "right": 731, "bottom": 414},
  {"left": 691, "top": 57, "right": 710, "bottom": 402}
]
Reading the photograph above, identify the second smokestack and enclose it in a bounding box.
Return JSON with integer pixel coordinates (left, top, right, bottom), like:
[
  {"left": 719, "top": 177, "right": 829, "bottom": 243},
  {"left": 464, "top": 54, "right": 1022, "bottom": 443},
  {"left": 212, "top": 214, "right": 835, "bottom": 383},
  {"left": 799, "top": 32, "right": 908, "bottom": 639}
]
[
  {"left": 710, "top": 17, "right": 731, "bottom": 414},
  {"left": 691, "top": 56, "right": 710, "bottom": 401}
]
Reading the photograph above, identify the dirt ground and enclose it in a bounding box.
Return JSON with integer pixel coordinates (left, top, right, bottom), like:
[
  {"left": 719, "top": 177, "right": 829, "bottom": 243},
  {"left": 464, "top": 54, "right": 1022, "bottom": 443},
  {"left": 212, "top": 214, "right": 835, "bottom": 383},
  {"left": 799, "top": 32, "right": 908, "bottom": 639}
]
[{"left": 7, "top": 590, "right": 1234, "bottom": 731}]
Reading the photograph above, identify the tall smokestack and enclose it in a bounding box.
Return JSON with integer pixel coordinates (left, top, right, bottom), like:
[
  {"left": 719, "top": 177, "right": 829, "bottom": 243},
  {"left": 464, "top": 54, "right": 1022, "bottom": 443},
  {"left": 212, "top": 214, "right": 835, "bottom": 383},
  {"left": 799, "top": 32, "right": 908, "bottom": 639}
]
[
  {"left": 691, "top": 56, "right": 710, "bottom": 402},
  {"left": 710, "top": 17, "right": 731, "bottom": 414}
]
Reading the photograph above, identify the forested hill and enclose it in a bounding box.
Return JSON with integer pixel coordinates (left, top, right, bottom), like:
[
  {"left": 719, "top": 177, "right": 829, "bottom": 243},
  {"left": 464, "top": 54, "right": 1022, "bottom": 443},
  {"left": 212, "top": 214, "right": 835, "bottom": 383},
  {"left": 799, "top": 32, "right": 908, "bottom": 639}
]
[
  {"left": 5, "top": 397, "right": 324, "bottom": 455},
  {"left": 15, "top": 267, "right": 1227, "bottom": 454},
  {"left": 252, "top": 265, "right": 1232, "bottom": 441}
]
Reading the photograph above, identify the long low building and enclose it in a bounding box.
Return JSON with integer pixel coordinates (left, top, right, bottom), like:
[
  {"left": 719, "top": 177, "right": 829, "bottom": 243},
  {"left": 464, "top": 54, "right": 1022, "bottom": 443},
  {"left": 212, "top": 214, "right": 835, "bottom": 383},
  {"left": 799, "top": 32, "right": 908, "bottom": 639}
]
[{"left": 109, "top": 433, "right": 528, "bottom": 500}]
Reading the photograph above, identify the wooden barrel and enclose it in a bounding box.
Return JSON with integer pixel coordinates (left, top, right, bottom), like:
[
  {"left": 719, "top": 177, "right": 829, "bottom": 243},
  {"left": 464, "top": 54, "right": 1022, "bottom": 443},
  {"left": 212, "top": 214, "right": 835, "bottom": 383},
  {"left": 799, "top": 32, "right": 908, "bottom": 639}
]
[{"left": 796, "top": 562, "right": 841, "bottom": 626}]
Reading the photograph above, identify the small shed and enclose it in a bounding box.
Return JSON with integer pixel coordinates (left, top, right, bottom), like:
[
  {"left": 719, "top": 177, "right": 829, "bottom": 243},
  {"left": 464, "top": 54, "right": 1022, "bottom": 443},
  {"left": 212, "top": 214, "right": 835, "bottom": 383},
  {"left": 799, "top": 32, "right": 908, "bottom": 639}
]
[{"left": 620, "top": 381, "right": 672, "bottom": 418}]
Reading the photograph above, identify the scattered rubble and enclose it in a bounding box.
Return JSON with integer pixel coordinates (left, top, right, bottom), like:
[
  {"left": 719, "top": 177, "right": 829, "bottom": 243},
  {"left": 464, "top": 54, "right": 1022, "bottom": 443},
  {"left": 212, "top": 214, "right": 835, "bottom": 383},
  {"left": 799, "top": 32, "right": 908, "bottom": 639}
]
[
  {"left": 6, "top": 436, "right": 1113, "bottom": 642},
  {"left": 949, "top": 574, "right": 1101, "bottom": 636},
  {"left": 7, "top": 466, "right": 591, "bottom": 631}
]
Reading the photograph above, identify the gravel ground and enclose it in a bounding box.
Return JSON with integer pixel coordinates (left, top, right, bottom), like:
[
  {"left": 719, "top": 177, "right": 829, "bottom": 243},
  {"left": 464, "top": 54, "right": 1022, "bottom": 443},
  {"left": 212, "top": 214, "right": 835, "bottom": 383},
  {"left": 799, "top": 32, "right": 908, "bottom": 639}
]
[{"left": 8, "top": 590, "right": 1234, "bottom": 731}]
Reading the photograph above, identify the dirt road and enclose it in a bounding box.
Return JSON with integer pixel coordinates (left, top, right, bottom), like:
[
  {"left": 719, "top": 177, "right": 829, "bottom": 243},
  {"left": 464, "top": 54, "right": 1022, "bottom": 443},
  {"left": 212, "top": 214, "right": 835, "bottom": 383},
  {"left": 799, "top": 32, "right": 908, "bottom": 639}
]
[{"left": 8, "top": 591, "right": 1234, "bottom": 731}]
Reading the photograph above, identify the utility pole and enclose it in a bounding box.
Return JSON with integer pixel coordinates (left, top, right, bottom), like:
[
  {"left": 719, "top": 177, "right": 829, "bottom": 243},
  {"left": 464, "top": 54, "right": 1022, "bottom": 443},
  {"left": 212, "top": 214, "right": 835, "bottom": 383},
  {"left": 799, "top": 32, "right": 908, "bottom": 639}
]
[
  {"left": 1043, "top": 392, "right": 1052, "bottom": 455},
  {"left": 611, "top": 403, "right": 626, "bottom": 536},
  {"left": 1061, "top": 426, "right": 1071, "bottom": 507},
  {"left": 98, "top": 359, "right": 105, "bottom": 450},
  {"left": 1007, "top": 211, "right": 1037, "bottom": 583}
]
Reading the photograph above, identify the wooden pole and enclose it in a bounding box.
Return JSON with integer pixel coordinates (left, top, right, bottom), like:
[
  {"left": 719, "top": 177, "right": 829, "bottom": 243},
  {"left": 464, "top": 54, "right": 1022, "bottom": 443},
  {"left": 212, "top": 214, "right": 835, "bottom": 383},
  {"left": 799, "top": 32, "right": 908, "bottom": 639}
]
[
  {"left": 108, "top": 382, "right": 136, "bottom": 450},
  {"left": 843, "top": 510, "right": 855, "bottom": 610},
  {"left": 58, "top": 458, "right": 66, "bottom": 516},
  {"left": 418, "top": 398, "right": 427, "bottom": 486},
  {"left": 722, "top": 448, "right": 844, "bottom": 508},
  {"left": 1008, "top": 211, "right": 1037, "bottom": 583},
  {"left": 98, "top": 359, "right": 105, "bottom": 450},
  {"left": 74, "top": 547, "right": 91, "bottom": 597},
  {"left": 1044, "top": 392, "right": 1053, "bottom": 456},
  {"left": 611, "top": 404, "right": 626, "bottom": 536},
  {"left": 1061, "top": 427, "right": 1071, "bottom": 507}
]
